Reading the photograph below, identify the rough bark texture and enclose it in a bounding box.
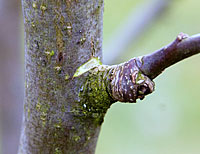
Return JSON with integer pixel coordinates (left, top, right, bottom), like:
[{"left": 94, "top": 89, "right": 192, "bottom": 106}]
[{"left": 20, "top": 0, "right": 104, "bottom": 153}]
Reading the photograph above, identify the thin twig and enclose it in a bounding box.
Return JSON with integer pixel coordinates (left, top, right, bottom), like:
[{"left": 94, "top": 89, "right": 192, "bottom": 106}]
[{"left": 137, "top": 33, "right": 200, "bottom": 79}]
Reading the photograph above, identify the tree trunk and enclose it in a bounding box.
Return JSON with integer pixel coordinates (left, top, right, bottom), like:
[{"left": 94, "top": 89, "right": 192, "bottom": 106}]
[{"left": 19, "top": 0, "right": 104, "bottom": 153}]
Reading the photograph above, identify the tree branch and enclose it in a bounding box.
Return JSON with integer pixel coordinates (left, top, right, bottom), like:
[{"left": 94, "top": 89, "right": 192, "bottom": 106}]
[
  {"left": 137, "top": 33, "right": 200, "bottom": 79},
  {"left": 83, "top": 33, "right": 200, "bottom": 106},
  {"left": 108, "top": 33, "right": 200, "bottom": 102}
]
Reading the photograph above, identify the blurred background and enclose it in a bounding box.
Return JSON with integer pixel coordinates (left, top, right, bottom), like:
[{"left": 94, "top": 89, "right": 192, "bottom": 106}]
[{"left": 1, "top": 0, "right": 200, "bottom": 154}]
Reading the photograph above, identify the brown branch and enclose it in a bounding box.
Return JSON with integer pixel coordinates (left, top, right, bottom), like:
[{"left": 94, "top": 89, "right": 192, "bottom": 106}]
[
  {"left": 78, "top": 32, "right": 200, "bottom": 119},
  {"left": 137, "top": 33, "right": 200, "bottom": 79},
  {"left": 91, "top": 33, "right": 200, "bottom": 103}
]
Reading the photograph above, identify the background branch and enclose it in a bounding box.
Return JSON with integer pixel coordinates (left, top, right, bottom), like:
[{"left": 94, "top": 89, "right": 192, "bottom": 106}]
[
  {"left": 103, "top": 0, "right": 171, "bottom": 64},
  {"left": 0, "top": 1, "right": 23, "bottom": 154}
]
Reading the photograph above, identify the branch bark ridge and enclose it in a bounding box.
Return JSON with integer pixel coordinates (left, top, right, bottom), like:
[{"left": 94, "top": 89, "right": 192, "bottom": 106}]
[
  {"left": 109, "top": 58, "right": 154, "bottom": 102},
  {"left": 77, "top": 58, "right": 155, "bottom": 124},
  {"left": 78, "top": 33, "right": 200, "bottom": 121},
  {"left": 77, "top": 65, "right": 114, "bottom": 124}
]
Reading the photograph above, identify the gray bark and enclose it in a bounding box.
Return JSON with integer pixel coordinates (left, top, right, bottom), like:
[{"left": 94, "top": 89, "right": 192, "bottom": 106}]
[{"left": 19, "top": 0, "right": 104, "bottom": 153}]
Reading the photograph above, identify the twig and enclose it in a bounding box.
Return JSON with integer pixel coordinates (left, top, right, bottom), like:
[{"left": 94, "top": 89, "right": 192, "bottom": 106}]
[
  {"left": 137, "top": 33, "right": 200, "bottom": 79},
  {"left": 95, "top": 33, "right": 200, "bottom": 103}
]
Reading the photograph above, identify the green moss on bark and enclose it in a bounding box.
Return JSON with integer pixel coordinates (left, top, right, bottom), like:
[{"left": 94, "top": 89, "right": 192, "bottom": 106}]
[{"left": 75, "top": 65, "right": 114, "bottom": 125}]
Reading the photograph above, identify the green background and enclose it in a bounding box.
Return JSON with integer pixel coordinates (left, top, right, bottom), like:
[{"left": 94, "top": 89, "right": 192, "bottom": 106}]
[{"left": 96, "top": 0, "right": 200, "bottom": 153}]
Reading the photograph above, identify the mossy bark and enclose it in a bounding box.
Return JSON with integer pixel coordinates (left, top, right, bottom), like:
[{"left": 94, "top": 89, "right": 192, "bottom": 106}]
[{"left": 19, "top": 0, "right": 104, "bottom": 153}]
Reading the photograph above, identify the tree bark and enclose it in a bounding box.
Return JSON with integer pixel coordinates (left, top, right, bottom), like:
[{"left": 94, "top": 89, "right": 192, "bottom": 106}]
[{"left": 20, "top": 0, "right": 104, "bottom": 153}]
